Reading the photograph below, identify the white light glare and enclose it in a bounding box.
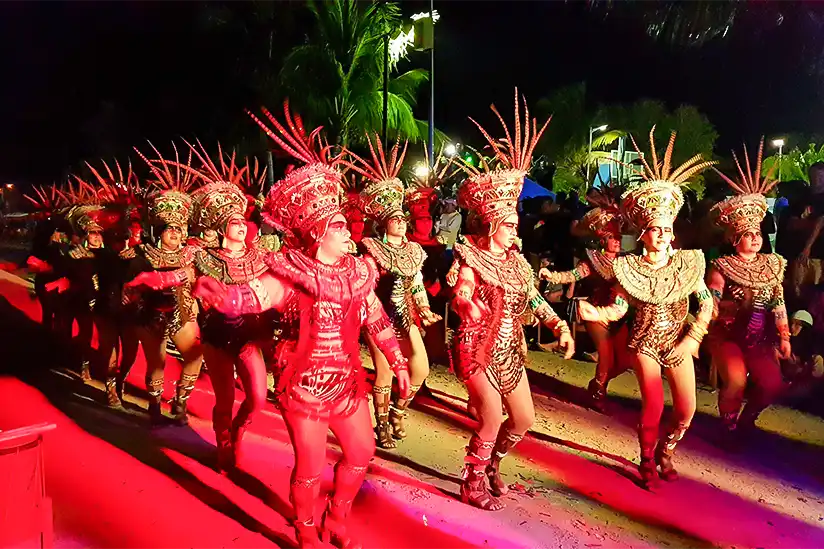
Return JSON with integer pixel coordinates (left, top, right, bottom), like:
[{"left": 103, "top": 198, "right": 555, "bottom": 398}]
[
  {"left": 772, "top": 139, "right": 785, "bottom": 148},
  {"left": 411, "top": 10, "right": 440, "bottom": 23},
  {"left": 594, "top": 124, "right": 608, "bottom": 132},
  {"left": 414, "top": 164, "right": 430, "bottom": 178},
  {"left": 444, "top": 143, "right": 457, "bottom": 157},
  {"left": 389, "top": 27, "right": 415, "bottom": 66}
]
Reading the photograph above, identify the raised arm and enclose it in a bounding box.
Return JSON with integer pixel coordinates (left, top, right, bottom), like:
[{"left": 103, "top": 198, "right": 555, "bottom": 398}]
[
  {"left": 193, "top": 271, "right": 290, "bottom": 315},
  {"left": 539, "top": 261, "right": 592, "bottom": 285}
]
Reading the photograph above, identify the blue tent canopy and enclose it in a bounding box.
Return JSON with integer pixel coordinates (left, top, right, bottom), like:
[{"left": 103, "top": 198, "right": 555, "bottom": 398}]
[{"left": 520, "top": 178, "right": 555, "bottom": 201}]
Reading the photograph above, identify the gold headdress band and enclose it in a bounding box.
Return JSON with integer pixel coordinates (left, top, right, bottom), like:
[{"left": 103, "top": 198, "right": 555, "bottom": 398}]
[
  {"left": 711, "top": 137, "right": 777, "bottom": 241},
  {"left": 343, "top": 134, "right": 408, "bottom": 224},
  {"left": 182, "top": 141, "right": 249, "bottom": 232},
  {"left": 621, "top": 126, "right": 715, "bottom": 231},
  {"left": 134, "top": 142, "right": 198, "bottom": 230}
]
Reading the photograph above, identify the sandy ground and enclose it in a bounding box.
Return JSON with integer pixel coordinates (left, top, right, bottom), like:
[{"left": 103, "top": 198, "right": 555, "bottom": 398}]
[{"left": 0, "top": 274, "right": 823, "bottom": 549}]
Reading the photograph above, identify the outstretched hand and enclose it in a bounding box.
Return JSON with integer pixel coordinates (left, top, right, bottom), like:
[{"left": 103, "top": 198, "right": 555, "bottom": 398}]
[
  {"left": 45, "top": 277, "right": 70, "bottom": 294},
  {"left": 125, "top": 271, "right": 162, "bottom": 290},
  {"left": 193, "top": 276, "right": 229, "bottom": 311}
]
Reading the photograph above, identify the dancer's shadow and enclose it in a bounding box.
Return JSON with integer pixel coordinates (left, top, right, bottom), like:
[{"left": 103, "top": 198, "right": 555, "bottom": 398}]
[{"left": 0, "top": 295, "right": 295, "bottom": 548}]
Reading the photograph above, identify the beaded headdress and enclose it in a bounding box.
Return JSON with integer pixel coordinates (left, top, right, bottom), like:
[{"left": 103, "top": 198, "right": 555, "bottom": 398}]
[
  {"left": 344, "top": 135, "right": 408, "bottom": 224},
  {"left": 581, "top": 182, "right": 624, "bottom": 238},
  {"left": 621, "top": 127, "right": 715, "bottom": 231},
  {"left": 458, "top": 89, "right": 549, "bottom": 235},
  {"left": 58, "top": 178, "right": 107, "bottom": 234},
  {"left": 247, "top": 100, "right": 344, "bottom": 244},
  {"left": 710, "top": 137, "right": 777, "bottom": 241},
  {"left": 135, "top": 142, "right": 196, "bottom": 229},
  {"left": 181, "top": 141, "right": 248, "bottom": 232}
]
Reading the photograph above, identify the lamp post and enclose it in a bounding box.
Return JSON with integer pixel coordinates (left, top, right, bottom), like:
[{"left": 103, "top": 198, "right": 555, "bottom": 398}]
[
  {"left": 587, "top": 125, "right": 608, "bottom": 190},
  {"left": 772, "top": 138, "right": 785, "bottom": 182}
]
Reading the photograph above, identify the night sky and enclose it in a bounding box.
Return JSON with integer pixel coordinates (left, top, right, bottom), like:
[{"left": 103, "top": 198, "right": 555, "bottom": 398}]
[{"left": 2, "top": 1, "right": 823, "bottom": 184}]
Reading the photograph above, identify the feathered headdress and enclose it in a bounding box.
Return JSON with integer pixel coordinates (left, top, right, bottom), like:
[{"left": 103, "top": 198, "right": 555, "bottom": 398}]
[
  {"left": 178, "top": 141, "right": 248, "bottom": 232},
  {"left": 24, "top": 184, "right": 68, "bottom": 221},
  {"left": 57, "top": 177, "right": 107, "bottom": 234},
  {"left": 134, "top": 142, "right": 197, "bottom": 229},
  {"left": 343, "top": 134, "right": 408, "bottom": 224},
  {"left": 710, "top": 137, "right": 777, "bottom": 240},
  {"left": 247, "top": 100, "right": 344, "bottom": 244},
  {"left": 581, "top": 181, "right": 625, "bottom": 238},
  {"left": 407, "top": 143, "right": 453, "bottom": 217},
  {"left": 457, "top": 88, "right": 550, "bottom": 235},
  {"left": 621, "top": 126, "right": 715, "bottom": 231}
]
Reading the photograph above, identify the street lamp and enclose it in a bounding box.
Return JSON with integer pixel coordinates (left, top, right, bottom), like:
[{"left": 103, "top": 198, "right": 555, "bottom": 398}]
[
  {"left": 772, "top": 138, "right": 785, "bottom": 181},
  {"left": 587, "top": 125, "right": 608, "bottom": 190},
  {"left": 444, "top": 143, "right": 458, "bottom": 157}
]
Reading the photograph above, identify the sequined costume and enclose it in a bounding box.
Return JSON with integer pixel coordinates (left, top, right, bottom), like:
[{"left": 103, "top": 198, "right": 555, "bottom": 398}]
[
  {"left": 707, "top": 138, "right": 789, "bottom": 431},
  {"left": 587, "top": 127, "right": 715, "bottom": 489},
  {"left": 362, "top": 238, "right": 428, "bottom": 336},
  {"left": 450, "top": 90, "right": 572, "bottom": 511},
  {"left": 232, "top": 101, "right": 410, "bottom": 546},
  {"left": 262, "top": 249, "right": 383, "bottom": 419},
  {"left": 453, "top": 237, "right": 568, "bottom": 394},
  {"left": 540, "top": 187, "right": 630, "bottom": 409},
  {"left": 126, "top": 243, "right": 198, "bottom": 338},
  {"left": 193, "top": 246, "right": 276, "bottom": 353},
  {"left": 344, "top": 136, "right": 437, "bottom": 448},
  {"left": 605, "top": 249, "right": 709, "bottom": 368}
]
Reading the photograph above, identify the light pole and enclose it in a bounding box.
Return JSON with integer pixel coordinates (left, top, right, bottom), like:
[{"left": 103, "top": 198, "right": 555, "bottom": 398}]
[
  {"left": 587, "top": 124, "right": 608, "bottom": 190},
  {"left": 772, "top": 138, "right": 785, "bottom": 182}
]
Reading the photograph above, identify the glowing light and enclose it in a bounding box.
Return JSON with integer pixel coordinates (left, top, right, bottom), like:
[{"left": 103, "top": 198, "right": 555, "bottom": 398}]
[
  {"left": 411, "top": 11, "right": 440, "bottom": 23},
  {"left": 444, "top": 143, "right": 457, "bottom": 157},
  {"left": 388, "top": 27, "right": 415, "bottom": 66},
  {"left": 390, "top": 11, "right": 441, "bottom": 65},
  {"left": 772, "top": 139, "right": 785, "bottom": 148},
  {"left": 5, "top": 184, "right": 13, "bottom": 189},
  {"left": 593, "top": 124, "right": 608, "bottom": 132},
  {"left": 414, "top": 164, "right": 430, "bottom": 178}
]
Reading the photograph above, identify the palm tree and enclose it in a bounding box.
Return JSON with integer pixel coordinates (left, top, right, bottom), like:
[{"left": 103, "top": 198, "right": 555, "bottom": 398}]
[{"left": 278, "top": 0, "right": 435, "bottom": 146}]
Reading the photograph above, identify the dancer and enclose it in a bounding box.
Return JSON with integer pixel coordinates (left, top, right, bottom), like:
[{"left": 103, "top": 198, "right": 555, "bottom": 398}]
[
  {"left": 345, "top": 136, "right": 441, "bottom": 449},
  {"left": 578, "top": 127, "right": 715, "bottom": 489},
  {"left": 706, "top": 139, "right": 790, "bottom": 436},
  {"left": 193, "top": 101, "right": 410, "bottom": 548},
  {"left": 450, "top": 91, "right": 574, "bottom": 511},
  {"left": 539, "top": 184, "right": 630, "bottom": 411},
  {"left": 128, "top": 145, "right": 274, "bottom": 459},
  {"left": 123, "top": 144, "right": 204, "bottom": 424},
  {"left": 48, "top": 180, "right": 122, "bottom": 387},
  {"left": 185, "top": 148, "right": 277, "bottom": 470}
]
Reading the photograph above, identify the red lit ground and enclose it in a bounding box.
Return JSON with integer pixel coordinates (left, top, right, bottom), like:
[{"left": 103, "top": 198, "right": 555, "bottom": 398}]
[{"left": 0, "top": 272, "right": 823, "bottom": 549}]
